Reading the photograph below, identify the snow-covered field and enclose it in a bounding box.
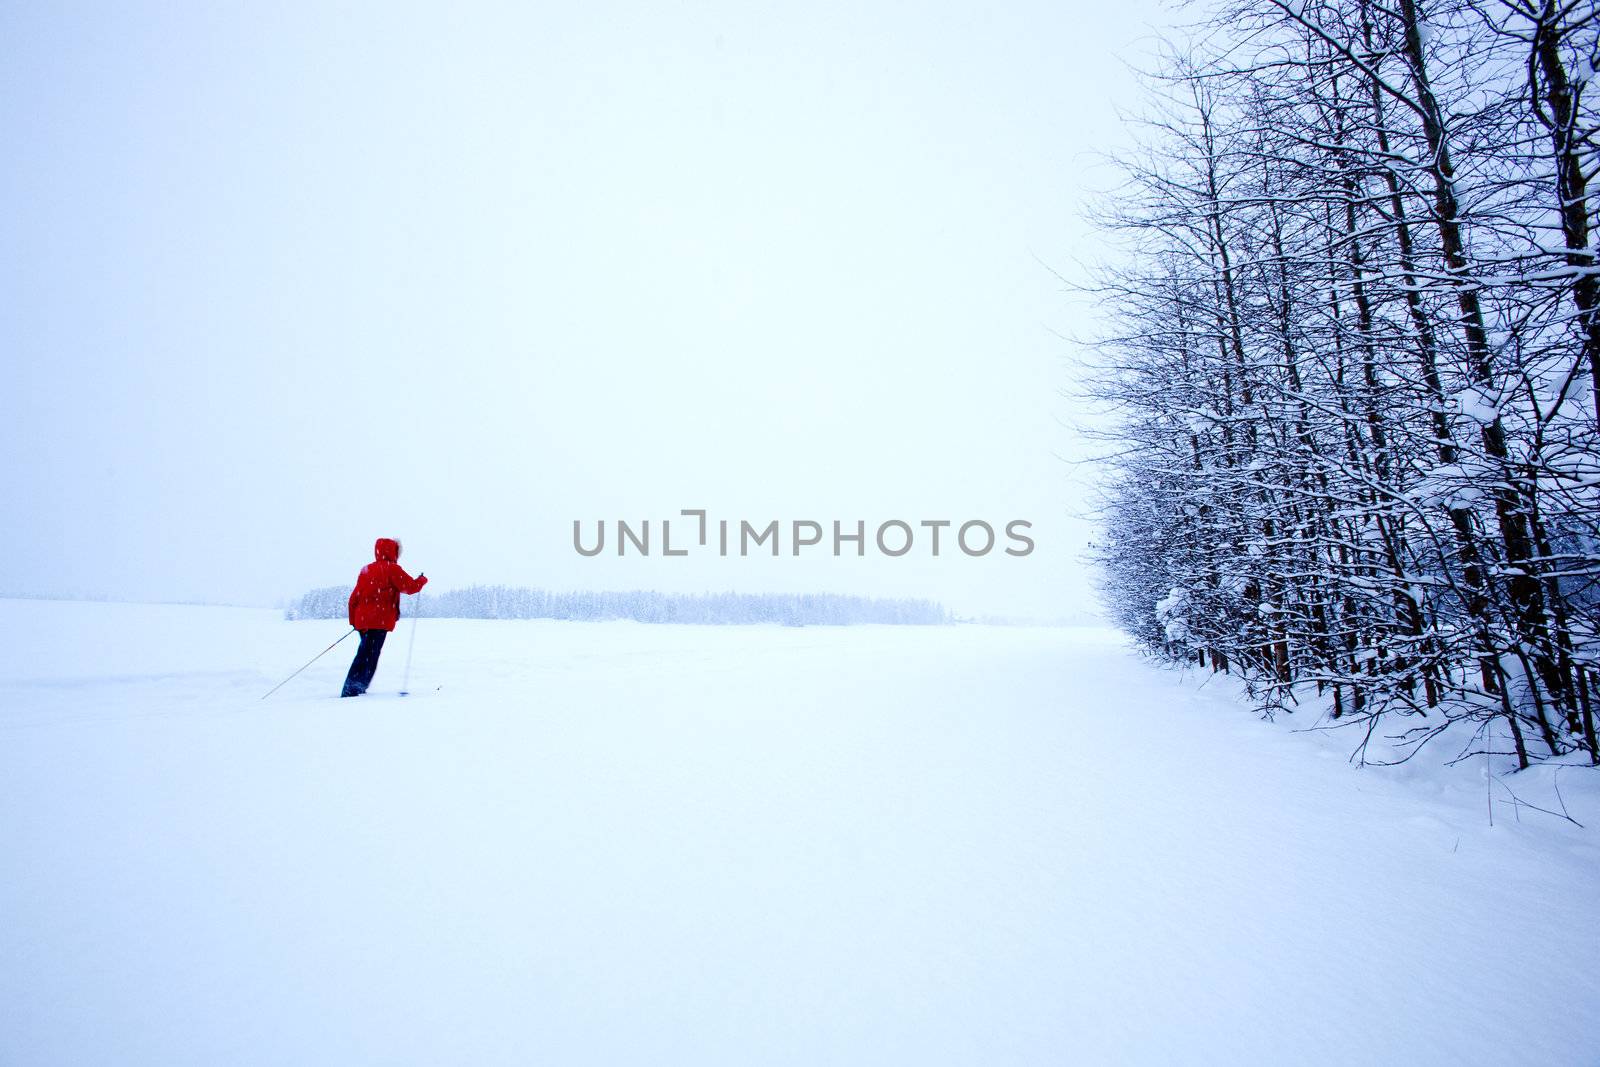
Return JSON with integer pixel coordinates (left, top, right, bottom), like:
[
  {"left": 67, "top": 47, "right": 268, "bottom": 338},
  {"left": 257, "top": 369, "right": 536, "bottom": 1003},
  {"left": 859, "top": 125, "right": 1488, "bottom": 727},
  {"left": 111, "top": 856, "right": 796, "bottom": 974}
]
[{"left": 1, "top": 598, "right": 1595, "bottom": 1066}]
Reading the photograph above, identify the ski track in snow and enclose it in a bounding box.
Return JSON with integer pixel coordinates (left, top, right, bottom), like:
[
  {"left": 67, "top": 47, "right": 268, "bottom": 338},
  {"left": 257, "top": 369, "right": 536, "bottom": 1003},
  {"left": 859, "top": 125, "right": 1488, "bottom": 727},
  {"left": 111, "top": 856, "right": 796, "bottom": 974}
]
[{"left": 0, "top": 599, "right": 1595, "bottom": 1066}]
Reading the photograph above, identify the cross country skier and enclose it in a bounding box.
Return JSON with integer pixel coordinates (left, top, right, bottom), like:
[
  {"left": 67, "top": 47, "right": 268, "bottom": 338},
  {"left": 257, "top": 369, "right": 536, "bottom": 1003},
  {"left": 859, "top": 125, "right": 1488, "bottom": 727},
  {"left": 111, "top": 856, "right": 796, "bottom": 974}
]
[{"left": 341, "top": 537, "right": 428, "bottom": 697}]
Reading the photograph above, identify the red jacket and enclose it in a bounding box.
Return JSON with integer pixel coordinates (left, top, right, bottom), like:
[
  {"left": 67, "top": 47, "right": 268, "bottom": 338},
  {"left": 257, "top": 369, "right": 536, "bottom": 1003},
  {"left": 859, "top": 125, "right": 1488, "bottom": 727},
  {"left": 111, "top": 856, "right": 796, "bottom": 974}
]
[{"left": 348, "top": 538, "right": 428, "bottom": 631}]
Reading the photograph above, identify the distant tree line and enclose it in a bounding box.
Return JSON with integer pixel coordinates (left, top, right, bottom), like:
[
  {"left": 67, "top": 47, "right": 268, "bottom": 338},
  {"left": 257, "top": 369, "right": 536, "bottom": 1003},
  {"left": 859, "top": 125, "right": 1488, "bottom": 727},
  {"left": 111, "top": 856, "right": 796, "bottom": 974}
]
[
  {"left": 1090, "top": 0, "right": 1599, "bottom": 766},
  {"left": 287, "top": 584, "right": 950, "bottom": 626}
]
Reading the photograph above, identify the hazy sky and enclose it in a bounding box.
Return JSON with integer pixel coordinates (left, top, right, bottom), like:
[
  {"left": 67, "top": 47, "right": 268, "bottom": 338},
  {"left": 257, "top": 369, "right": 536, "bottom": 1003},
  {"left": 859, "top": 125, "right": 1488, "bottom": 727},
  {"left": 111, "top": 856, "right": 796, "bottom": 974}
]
[{"left": 2, "top": 0, "right": 1166, "bottom": 620}]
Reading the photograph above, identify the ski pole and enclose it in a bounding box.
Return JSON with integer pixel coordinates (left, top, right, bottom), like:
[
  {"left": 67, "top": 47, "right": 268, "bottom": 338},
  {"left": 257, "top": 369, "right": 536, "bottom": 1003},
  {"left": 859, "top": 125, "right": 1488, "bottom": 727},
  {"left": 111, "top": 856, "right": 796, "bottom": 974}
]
[
  {"left": 261, "top": 627, "right": 355, "bottom": 700},
  {"left": 400, "top": 591, "right": 422, "bottom": 696}
]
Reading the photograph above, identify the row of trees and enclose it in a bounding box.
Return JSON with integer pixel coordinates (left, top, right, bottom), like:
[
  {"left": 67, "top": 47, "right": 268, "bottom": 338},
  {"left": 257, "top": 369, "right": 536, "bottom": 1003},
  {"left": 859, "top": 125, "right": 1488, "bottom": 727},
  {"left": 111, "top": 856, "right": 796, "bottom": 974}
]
[
  {"left": 1092, "top": 0, "right": 1600, "bottom": 765},
  {"left": 287, "top": 584, "right": 951, "bottom": 627}
]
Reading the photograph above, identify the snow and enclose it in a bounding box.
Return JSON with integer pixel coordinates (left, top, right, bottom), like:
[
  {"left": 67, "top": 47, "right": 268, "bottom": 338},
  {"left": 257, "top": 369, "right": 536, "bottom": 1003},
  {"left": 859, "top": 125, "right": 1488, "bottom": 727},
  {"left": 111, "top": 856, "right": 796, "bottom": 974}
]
[
  {"left": 1407, "top": 462, "right": 1489, "bottom": 509},
  {"left": 1452, "top": 386, "right": 1500, "bottom": 426},
  {"left": 1155, "top": 587, "right": 1191, "bottom": 642},
  {"left": 1, "top": 599, "right": 1596, "bottom": 1065}
]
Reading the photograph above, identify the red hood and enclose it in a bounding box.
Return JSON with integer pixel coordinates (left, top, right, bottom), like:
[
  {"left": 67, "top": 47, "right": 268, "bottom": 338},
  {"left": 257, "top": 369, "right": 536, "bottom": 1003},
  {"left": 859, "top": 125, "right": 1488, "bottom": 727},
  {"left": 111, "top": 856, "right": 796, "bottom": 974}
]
[{"left": 374, "top": 538, "right": 400, "bottom": 563}]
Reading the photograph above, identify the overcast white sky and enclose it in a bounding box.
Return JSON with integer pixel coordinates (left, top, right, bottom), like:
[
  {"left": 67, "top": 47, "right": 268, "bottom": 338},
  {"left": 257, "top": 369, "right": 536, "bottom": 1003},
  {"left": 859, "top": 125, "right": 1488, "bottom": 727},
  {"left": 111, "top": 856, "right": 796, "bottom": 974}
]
[{"left": 2, "top": 0, "right": 1168, "bottom": 620}]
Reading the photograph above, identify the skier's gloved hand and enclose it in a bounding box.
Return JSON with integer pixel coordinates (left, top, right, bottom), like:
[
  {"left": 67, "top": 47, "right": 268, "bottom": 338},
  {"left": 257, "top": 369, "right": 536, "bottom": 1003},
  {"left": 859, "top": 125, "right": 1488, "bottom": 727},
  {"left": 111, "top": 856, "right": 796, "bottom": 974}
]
[{"left": 416, "top": 573, "right": 429, "bottom": 590}]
